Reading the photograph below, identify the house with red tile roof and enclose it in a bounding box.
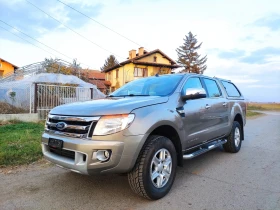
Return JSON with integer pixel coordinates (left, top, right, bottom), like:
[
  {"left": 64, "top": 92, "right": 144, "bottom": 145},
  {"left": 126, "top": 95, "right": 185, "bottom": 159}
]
[
  {"left": 102, "top": 47, "right": 179, "bottom": 92},
  {"left": 82, "top": 70, "right": 109, "bottom": 94}
]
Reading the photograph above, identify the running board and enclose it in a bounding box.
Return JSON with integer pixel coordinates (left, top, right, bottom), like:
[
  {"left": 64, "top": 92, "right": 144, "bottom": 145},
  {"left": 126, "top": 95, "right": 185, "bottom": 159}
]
[{"left": 183, "top": 139, "right": 227, "bottom": 160}]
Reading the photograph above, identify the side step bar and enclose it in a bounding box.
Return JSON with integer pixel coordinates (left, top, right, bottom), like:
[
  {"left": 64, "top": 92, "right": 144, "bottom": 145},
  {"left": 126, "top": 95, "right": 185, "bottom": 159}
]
[{"left": 183, "top": 139, "right": 227, "bottom": 160}]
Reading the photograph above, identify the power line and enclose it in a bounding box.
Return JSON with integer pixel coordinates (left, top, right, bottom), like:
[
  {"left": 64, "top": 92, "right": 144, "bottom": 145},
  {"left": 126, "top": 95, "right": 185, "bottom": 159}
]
[
  {"left": 1, "top": 20, "right": 71, "bottom": 61},
  {"left": 1, "top": 26, "right": 97, "bottom": 79},
  {"left": 0, "top": 25, "right": 58, "bottom": 58},
  {"left": 0, "top": 19, "right": 92, "bottom": 69},
  {"left": 25, "top": 0, "right": 125, "bottom": 60},
  {"left": 56, "top": 0, "right": 143, "bottom": 48}
]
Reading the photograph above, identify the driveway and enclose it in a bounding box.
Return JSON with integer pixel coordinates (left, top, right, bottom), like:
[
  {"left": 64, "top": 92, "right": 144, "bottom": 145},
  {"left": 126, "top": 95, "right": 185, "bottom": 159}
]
[{"left": 0, "top": 112, "right": 280, "bottom": 210}]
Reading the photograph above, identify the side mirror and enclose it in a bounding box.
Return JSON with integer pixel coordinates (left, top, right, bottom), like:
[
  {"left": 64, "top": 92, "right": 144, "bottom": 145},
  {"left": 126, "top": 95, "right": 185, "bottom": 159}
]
[{"left": 182, "top": 88, "right": 206, "bottom": 100}]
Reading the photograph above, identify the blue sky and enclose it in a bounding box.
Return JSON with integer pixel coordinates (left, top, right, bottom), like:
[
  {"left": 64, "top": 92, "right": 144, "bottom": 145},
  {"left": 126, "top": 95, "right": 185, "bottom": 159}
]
[{"left": 0, "top": 0, "right": 279, "bottom": 102}]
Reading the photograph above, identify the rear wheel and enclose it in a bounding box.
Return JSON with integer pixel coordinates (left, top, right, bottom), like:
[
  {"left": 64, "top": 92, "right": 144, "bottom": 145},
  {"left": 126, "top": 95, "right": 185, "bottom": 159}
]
[
  {"left": 128, "top": 135, "right": 177, "bottom": 200},
  {"left": 223, "top": 121, "right": 242, "bottom": 153}
]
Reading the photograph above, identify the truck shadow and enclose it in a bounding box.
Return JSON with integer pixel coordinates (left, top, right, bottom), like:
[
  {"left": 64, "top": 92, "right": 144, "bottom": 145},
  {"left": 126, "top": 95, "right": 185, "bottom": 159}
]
[{"left": 43, "top": 147, "right": 228, "bottom": 205}]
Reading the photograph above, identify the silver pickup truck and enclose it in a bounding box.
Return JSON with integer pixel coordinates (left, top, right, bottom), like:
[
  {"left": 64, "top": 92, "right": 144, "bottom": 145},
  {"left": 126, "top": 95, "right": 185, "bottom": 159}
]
[{"left": 42, "top": 73, "right": 246, "bottom": 200}]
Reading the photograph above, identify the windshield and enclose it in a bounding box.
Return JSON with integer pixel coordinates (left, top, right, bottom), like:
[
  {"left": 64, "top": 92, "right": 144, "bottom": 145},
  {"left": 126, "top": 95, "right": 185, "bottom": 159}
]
[{"left": 110, "top": 75, "right": 183, "bottom": 97}]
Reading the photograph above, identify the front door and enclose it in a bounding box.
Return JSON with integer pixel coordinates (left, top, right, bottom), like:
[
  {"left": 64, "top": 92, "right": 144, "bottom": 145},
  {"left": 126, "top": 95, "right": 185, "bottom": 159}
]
[{"left": 181, "top": 77, "right": 212, "bottom": 148}]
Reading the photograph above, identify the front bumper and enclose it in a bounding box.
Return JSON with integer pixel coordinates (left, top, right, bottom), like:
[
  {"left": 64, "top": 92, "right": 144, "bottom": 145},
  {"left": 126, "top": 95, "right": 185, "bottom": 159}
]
[{"left": 42, "top": 132, "right": 147, "bottom": 175}]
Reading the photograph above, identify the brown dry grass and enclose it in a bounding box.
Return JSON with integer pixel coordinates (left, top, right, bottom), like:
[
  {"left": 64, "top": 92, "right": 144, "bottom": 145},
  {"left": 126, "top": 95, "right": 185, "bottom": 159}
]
[
  {"left": 246, "top": 110, "right": 263, "bottom": 117},
  {"left": 0, "top": 102, "right": 28, "bottom": 114},
  {"left": 247, "top": 103, "right": 280, "bottom": 111}
]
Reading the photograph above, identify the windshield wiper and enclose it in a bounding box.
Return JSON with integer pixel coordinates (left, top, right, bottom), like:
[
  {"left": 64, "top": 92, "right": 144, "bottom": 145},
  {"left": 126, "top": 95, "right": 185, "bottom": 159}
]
[
  {"left": 127, "top": 94, "right": 150, "bottom": 96},
  {"left": 107, "top": 94, "right": 150, "bottom": 98}
]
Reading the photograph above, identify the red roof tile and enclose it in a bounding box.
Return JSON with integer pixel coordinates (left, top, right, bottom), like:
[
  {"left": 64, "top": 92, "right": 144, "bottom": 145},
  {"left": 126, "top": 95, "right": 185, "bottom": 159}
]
[
  {"left": 82, "top": 70, "right": 105, "bottom": 80},
  {"left": 89, "top": 79, "right": 107, "bottom": 89}
]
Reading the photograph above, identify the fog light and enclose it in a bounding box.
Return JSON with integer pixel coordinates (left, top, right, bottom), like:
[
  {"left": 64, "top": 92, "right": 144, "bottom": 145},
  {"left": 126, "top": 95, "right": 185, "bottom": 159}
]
[{"left": 96, "top": 150, "right": 110, "bottom": 162}]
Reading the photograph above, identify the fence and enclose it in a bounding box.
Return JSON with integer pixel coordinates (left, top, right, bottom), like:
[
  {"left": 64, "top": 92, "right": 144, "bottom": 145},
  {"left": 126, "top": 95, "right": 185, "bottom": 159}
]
[
  {"left": 0, "top": 60, "right": 105, "bottom": 119},
  {"left": 35, "top": 83, "right": 94, "bottom": 119},
  {"left": 0, "top": 83, "right": 95, "bottom": 119}
]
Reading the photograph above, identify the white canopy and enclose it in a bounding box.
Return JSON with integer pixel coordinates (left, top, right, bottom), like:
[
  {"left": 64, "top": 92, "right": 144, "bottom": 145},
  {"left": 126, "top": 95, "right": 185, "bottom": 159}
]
[
  {"left": 0, "top": 73, "right": 98, "bottom": 89},
  {"left": 0, "top": 73, "right": 105, "bottom": 110}
]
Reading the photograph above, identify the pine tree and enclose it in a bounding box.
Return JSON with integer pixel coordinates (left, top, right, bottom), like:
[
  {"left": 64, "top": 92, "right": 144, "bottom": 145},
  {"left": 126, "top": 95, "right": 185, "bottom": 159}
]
[
  {"left": 176, "top": 32, "right": 207, "bottom": 74},
  {"left": 100, "top": 55, "right": 119, "bottom": 71}
]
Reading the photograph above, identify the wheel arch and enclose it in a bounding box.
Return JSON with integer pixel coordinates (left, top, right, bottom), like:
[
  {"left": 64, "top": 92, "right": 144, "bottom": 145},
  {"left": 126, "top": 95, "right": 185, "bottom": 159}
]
[{"left": 148, "top": 125, "right": 183, "bottom": 167}]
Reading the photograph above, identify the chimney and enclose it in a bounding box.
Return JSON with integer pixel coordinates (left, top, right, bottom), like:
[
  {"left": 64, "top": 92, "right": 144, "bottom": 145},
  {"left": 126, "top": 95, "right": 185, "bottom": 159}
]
[
  {"left": 129, "top": 49, "right": 136, "bottom": 59},
  {"left": 138, "top": 47, "right": 144, "bottom": 56}
]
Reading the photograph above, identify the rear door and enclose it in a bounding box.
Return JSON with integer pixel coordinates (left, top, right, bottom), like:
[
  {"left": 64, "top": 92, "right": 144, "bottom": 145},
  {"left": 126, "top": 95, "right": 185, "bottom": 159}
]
[{"left": 200, "top": 78, "right": 229, "bottom": 140}]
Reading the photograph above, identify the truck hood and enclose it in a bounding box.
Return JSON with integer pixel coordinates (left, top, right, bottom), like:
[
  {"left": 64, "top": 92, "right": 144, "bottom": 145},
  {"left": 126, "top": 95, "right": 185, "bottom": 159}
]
[{"left": 50, "top": 96, "right": 168, "bottom": 116}]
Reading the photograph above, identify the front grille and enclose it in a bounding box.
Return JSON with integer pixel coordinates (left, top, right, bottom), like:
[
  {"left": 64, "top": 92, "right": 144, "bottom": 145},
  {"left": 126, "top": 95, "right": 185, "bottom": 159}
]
[
  {"left": 49, "top": 147, "right": 75, "bottom": 159},
  {"left": 49, "top": 118, "right": 91, "bottom": 126},
  {"left": 45, "top": 115, "right": 99, "bottom": 138}
]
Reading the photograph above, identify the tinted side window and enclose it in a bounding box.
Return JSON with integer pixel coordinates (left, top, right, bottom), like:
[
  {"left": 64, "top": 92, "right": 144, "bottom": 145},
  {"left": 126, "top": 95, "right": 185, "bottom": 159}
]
[
  {"left": 203, "top": 78, "right": 221, "bottom": 97},
  {"left": 182, "top": 77, "right": 203, "bottom": 94},
  {"left": 221, "top": 81, "right": 241, "bottom": 97}
]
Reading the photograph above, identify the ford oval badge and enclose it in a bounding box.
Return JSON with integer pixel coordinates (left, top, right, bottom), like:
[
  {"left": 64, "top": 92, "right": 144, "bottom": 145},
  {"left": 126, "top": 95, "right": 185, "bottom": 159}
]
[{"left": 56, "top": 122, "right": 67, "bottom": 130}]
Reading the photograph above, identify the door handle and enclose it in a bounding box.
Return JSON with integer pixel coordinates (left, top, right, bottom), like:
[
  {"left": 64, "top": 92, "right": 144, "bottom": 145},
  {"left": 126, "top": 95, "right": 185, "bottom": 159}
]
[
  {"left": 223, "top": 102, "right": 227, "bottom": 107},
  {"left": 205, "top": 104, "right": 211, "bottom": 109}
]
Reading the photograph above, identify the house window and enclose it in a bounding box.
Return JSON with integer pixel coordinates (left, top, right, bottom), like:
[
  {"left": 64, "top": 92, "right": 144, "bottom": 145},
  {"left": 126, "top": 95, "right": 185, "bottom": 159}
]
[
  {"left": 154, "top": 56, "right": 157, "bottom": 62},
  {"left": 144, "top": 68, "right": 148, "bottom": 77},
  {"left": 134, "top": 67, "right": 148, "bottom": 77},
  {"left": 116, "top": 69, "right": 119, "bottom": 78}
]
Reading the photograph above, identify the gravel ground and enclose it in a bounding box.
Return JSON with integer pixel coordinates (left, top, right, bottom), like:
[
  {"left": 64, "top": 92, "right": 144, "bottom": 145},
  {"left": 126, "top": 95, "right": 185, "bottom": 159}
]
[{"left": 0, "top": 112, "right": 279, "bottom": 210}]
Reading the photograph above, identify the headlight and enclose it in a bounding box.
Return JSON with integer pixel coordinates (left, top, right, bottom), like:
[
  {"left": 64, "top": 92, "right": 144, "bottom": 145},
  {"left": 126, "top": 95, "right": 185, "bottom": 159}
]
[{"left": 93, "top": 114, "right": 135, "bottom": 136}]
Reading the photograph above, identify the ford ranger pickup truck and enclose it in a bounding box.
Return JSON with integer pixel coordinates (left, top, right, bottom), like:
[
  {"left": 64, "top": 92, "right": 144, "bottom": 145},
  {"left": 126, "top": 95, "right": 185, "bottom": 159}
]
[{"left": 42, "top": 73, "right": 246, "bottom": 200}]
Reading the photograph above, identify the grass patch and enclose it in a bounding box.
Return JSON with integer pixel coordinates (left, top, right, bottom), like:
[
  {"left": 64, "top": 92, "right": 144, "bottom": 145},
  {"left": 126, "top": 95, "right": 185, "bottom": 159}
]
[
  {"left": 246, "top": 110, "right": 263, "bottom": 117},
  {"left": 0, "top": 121, "right": 44, "bottom": 167},
  {"left": 247, "top": 103, "right": 280, "bottom": 111}
]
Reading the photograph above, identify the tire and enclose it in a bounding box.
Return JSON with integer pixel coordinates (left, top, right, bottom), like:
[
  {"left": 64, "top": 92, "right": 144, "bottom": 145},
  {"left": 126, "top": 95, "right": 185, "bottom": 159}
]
[
  {"left": 223, "top": 121, "right": 242, "bottom": 153},
  {"left": 128, "top": 135, "right": 177, "bottom": 200}
]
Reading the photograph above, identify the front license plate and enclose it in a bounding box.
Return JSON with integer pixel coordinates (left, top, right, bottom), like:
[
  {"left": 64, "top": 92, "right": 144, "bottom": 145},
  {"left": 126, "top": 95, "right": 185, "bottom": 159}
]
[{"left": 48, "top": 138, "right": 63, "bottom": 149}]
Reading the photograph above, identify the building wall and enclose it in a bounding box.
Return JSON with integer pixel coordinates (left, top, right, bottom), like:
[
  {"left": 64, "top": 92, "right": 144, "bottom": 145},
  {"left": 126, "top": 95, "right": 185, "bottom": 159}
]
[
  {"left": 0, "top": 61, "right": 14, "bottom": 77},
  {"left": 138, "top": 53, "right": 172, "bottom": 65},
  {"left": 105, "top": 52, "right": 173, "bottom": 92},
  {"left": 106, "top": 64, "right": 171, "bottom": 92},
  {"left": 0, "top": 61, "right": 15, "bottom": 77}
]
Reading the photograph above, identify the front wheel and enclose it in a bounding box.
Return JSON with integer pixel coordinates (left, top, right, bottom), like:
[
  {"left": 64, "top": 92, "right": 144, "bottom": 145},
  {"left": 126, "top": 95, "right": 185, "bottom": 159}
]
[
  {"left": 223, "top": 121, "right": 242, "bottom": 153},
  {"left": 128, "top": 135, "right": 177, "bottom": 200}
]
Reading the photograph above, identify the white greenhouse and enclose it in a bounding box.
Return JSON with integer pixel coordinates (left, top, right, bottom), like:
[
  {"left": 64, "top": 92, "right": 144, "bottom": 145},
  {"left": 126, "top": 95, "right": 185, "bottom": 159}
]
[{"left": 0, "top": 73, "right": 105, "bottom": 115}]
